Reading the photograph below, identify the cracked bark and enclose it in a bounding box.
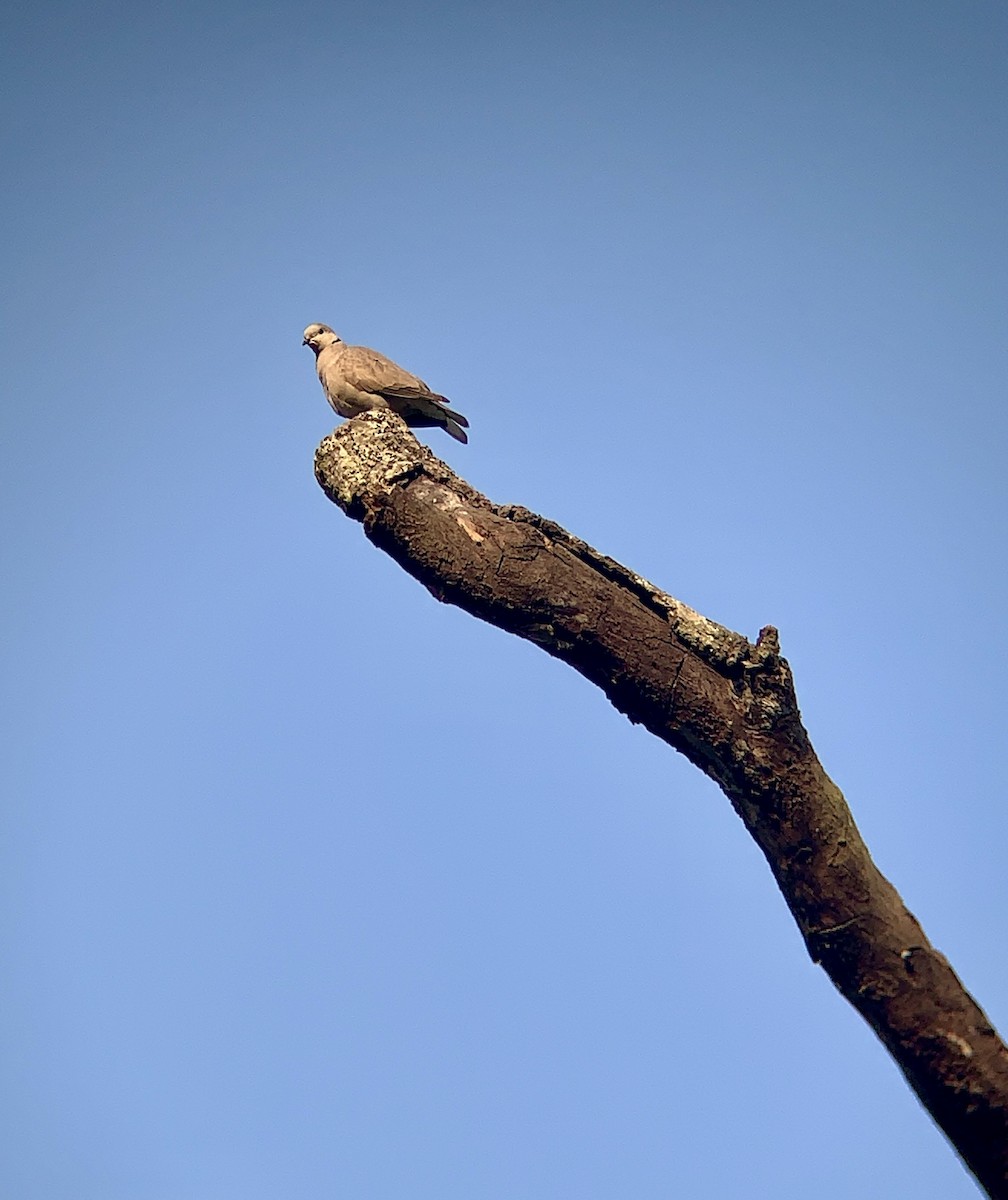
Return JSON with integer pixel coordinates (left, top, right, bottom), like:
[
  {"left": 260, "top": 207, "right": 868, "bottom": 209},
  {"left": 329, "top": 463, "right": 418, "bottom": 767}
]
[{"left": 315, "top": 410, "right": 1008, "bottom": 1198}]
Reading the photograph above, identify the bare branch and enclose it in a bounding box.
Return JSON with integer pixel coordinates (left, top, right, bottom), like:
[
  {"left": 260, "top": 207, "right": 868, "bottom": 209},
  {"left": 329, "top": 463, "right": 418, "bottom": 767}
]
[{"left": 315, "top": 410, "right": 1008, "bottom": 1198}]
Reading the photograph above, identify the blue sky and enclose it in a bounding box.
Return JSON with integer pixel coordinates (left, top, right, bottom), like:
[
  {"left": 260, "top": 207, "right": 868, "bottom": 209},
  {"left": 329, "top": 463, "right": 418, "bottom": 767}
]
[{"left": 3, "top": 2, "right": 1006, "bottom": 1196}]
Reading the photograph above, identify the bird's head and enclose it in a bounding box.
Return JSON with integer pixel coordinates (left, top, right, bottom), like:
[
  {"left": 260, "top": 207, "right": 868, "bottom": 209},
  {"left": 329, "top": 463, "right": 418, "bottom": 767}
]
[{"left": 302, "top": 323, "right": 341, "bottom": 352}]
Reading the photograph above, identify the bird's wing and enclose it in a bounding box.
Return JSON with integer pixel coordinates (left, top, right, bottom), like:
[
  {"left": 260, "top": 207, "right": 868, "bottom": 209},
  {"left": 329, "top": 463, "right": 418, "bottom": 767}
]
[{"left": 342, "top": 345, "right": 443, "bottom": 401}]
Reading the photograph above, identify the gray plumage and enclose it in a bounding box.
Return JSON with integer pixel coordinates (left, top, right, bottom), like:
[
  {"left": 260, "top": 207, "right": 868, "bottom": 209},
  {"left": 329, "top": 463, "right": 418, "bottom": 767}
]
[{"left": 302, "top": 323, "right": 469, "bottom": 444}]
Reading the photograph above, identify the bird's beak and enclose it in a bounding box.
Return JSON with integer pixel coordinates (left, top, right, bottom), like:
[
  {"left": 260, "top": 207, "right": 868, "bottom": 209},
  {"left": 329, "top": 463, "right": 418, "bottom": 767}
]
[{"left": 302, "top": 336, "right": 309, "bottom": 346}]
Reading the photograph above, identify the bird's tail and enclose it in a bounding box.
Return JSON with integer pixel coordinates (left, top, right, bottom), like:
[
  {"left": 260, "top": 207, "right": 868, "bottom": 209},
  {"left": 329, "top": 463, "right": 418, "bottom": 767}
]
[
  {"left": 412, "top": 396, "right": 469, "bottom": 443},
  {"left": 443, "top": 415, "right": 468, "bottom": 444},
  {"left": 439, "top": 402, "right": 469, "bottom": 443}
]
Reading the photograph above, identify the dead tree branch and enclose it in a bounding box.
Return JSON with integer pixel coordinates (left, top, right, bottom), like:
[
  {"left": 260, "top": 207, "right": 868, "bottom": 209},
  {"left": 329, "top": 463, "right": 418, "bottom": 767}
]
[{"left": 315, "top": 409, "right": 1008, "bottom": 1198}]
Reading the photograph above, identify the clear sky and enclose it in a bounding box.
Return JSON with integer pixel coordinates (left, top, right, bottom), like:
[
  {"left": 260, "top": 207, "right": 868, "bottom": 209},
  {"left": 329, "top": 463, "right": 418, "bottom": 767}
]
[{"left": 3, "top": 2, "right": 1006, "bottom": 1196}]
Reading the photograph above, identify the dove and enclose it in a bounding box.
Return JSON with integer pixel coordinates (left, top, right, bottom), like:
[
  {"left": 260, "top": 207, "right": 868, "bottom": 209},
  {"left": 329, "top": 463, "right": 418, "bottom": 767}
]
[{"left": 302, "top": 324, "right": 469, "bottom": 444}]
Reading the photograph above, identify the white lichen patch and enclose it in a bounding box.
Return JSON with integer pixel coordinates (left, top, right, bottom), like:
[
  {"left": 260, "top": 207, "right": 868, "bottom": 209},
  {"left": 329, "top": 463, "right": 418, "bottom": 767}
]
[
  {"left": 315, "top": 411, "right": 429, "bottom": 510},
  {"left": 455, "top": 512, "right": 485, "bottom": 543},
  {"left": 943, "top": 1031, "right": 974, "bottom": 1058}
]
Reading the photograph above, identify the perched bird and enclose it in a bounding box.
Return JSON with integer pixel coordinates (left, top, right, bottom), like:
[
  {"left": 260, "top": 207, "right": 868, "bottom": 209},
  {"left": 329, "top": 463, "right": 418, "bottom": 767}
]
[{"left": 302, "top": 323, "right": 469, "bottom": 444}]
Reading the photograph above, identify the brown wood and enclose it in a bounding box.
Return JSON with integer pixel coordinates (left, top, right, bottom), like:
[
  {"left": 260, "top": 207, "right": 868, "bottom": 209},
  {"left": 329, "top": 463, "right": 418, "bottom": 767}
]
[{"left": 315, "top": 410, "right": 1008, "bottom": 1198}]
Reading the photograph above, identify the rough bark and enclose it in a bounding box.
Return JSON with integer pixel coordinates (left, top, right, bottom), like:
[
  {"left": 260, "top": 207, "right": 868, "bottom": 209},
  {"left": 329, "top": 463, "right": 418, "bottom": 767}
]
[{"left": 315, "top": 409, "right": 1008, "bottom": 1198}]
